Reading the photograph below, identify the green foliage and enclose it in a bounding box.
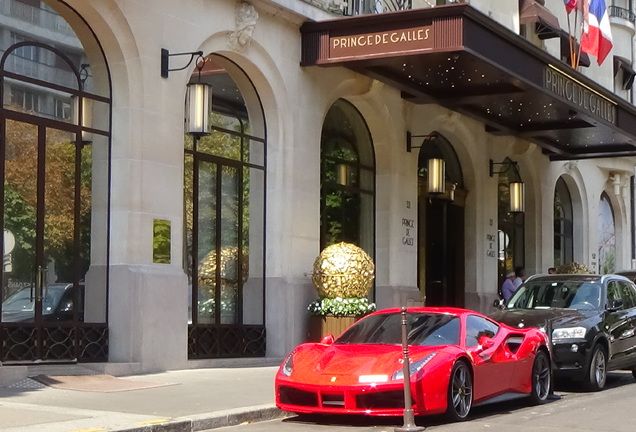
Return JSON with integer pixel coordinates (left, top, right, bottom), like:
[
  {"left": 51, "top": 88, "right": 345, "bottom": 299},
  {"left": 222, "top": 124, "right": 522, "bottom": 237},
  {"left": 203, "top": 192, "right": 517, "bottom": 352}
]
[
  {"left": 153, "top": 219, "right": 171, "bottom": 264},
  {"left": 307, "top": 297, "right": 376, "bottom": 317},
  {"left": 3, "top": 181, "right": 36, "bottom": 280},
  {"left": 602, "top": 249, "right": 616, "bottom": 274}
]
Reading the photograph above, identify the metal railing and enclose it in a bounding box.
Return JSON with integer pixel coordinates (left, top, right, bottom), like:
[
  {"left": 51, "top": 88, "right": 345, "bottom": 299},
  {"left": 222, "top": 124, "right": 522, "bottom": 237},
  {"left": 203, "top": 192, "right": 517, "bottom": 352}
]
[
  {"left": 344, "top": 0, "right": 412, "bottom": 16},
  {"left": 609, "top": 5, "right": 636, "bottom": 23},
  {"left": 340, "top": 0, "right": 467, "bottom": 16}
]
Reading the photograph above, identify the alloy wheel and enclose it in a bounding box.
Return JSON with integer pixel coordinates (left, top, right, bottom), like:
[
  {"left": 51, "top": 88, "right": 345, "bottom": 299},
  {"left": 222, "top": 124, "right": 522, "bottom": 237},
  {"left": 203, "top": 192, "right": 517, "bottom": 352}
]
[
  {"left": 450, "top": 362, "right": 472, "bottom": 419},
  {"left": 591, "top": 347, "right": 607, "bottom": 390},
  {"left": 532, "top": 351, "right": 551, "bottom": 403}
]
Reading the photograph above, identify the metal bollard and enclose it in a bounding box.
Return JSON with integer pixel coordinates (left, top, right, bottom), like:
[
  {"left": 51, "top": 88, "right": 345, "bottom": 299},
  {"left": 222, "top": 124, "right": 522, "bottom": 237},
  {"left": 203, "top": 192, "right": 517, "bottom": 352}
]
[{"left": 394, "top": 306, "right": 425, "bottom": 432}]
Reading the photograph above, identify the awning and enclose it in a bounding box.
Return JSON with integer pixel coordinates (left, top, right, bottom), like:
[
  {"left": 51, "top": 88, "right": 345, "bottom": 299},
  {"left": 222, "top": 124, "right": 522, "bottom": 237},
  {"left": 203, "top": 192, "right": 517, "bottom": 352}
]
[
  {"left": 519, "top": 0, "right": 560, "bottom": 40},
  {"left": 614, "top": 56, "right": 636, "bottom": 90},
  {"left": 301, "top": 3, "right": 636, "bottom": 160}
]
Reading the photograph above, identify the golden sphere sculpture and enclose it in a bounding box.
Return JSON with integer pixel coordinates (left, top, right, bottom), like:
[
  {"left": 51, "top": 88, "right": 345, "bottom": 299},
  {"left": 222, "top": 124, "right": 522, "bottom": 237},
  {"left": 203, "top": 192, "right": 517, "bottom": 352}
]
[
  {"left": 312, "top": 242, "right": 375, "bottom": 298},
  {"left": 556, "top": 262, "right": 593, "bottom": 274}
]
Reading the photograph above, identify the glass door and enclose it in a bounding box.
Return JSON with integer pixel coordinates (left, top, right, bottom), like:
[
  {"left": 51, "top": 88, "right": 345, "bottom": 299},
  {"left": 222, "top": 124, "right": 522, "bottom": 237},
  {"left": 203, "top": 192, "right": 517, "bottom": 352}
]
[{"left": 1, "top": 118, "right": 84, "bottom": 361}]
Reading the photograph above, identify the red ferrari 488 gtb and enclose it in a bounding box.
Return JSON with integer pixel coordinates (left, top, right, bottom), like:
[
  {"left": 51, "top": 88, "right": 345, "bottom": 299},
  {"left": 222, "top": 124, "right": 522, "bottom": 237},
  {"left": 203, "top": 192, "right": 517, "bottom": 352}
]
[{"left": 276, "top": 307, "right": 551, "bottom": 421}]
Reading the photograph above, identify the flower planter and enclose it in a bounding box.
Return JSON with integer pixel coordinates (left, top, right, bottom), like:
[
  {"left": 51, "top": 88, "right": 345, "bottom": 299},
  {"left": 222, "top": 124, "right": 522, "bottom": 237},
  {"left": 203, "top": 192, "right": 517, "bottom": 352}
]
[{"left": 307, "top": 314, "right": 360, "bottom": 342}]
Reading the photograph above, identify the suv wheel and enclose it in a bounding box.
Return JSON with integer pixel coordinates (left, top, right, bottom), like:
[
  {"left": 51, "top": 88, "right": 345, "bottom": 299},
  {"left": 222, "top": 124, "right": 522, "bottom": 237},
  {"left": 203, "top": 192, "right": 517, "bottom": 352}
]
[{"left": 584, "top": 344, "right": 607, "bottom": 392}]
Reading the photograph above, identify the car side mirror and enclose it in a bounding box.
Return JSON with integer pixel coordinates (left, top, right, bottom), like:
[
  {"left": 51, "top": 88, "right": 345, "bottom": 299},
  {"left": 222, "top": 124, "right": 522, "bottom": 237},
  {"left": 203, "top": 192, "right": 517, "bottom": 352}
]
[
  {"left": 319, "top": 334, "right": 335, "bottom": 345},
  {"left": 493, "top": 299, "right": 505, "bottom": 309},
  {"left": 478, "top": 335, "right": 495, "bottom": 350},
  {"left": 607, "top": 298, "right": 623, "bottom": 312}
]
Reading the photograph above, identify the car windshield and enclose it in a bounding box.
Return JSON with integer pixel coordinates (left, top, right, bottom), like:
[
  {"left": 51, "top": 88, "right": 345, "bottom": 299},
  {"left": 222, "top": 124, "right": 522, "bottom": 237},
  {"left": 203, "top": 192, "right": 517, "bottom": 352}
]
[
  {"left": 335, "top": 312, "right": 460, "bottom": 346},
  {"left": 507, "top": 279, "right": 602, "bottom": 310}
]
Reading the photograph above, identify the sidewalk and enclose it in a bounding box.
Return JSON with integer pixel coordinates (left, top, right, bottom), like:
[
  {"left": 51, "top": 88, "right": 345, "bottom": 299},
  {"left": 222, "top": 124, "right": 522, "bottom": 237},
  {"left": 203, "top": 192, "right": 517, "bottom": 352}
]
[{"left": 0, "top": 361, "right": 286, "bottom": 432}]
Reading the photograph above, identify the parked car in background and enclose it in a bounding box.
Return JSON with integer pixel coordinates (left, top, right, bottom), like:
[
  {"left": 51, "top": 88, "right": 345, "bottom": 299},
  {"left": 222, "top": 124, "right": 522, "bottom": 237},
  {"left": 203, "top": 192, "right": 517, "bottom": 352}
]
[
  {"left": 276, "top": 307, "right": 551, "bottom": 421},
  {"left": 490, "top": 274, "right": 636, "bottom": 391},
  {"left": 1, "top": 283, "right": 83, "bottom": 322}
]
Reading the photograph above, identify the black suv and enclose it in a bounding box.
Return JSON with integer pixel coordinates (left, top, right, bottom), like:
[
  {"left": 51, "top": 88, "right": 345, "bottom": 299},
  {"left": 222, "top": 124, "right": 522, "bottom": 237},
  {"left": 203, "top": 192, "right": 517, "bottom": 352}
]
[{"left": 490, "top": 274, "right": 636, "bottom": 391}]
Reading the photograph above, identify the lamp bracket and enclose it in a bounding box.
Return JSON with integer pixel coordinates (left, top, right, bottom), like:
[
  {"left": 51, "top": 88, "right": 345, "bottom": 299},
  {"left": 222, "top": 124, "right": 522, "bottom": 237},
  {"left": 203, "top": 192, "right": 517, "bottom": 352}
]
[
  {"left": 161, "top": 48, "right": 204, "bottom": 78},
  {"left": 489, "top": 159, "right": 520, "bottom": 177},
  {"left": 406, "top": 131, "right": 437, "bottom": 153},
  {"left": 79, "top": 63, "right": 90, "bottom": 86}
]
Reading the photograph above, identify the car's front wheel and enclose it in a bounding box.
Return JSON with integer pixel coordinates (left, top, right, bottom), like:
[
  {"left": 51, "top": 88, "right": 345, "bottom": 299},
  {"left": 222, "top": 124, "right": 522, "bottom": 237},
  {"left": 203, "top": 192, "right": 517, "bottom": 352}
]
[
  {"left": 529, "top": 349, "right": 551, "bottom": 404},
  {"left": 446, "top": 360, "right": 473, "bottom": 421},
  {"left": 584, "top": 344, "right": 607, "bottom": 391}
]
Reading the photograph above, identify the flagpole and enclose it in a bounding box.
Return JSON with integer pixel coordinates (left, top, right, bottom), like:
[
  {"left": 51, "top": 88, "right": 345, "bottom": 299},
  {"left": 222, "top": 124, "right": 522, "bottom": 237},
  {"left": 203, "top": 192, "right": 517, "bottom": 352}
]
[
  {"left": 567, "top": 6, "right": 576, "bottom": 68},
  {"left": 574, "top": 5, "right": 581, "bottom": 68},
  {"left": 575, "top": 0, "right": 588, "bottom": 69}
]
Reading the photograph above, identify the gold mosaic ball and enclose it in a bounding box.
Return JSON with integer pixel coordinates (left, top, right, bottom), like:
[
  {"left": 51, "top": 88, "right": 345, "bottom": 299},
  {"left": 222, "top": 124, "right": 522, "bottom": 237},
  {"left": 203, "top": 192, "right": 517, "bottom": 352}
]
[
  {"left": 556, "top": 262, "right": 593, "bottom": 275},
  {"left": 312, "top": 242, "right": 375, "bottom": 298},
  {"left": 198, "top": 246, "right": 249, "bottom": 285}
]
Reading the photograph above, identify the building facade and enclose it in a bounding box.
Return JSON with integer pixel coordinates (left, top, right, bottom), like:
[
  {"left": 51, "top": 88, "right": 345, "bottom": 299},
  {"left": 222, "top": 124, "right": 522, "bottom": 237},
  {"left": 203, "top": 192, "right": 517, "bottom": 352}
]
[{"left": 1, "top": 0, "right": 636, "bottom": 374}]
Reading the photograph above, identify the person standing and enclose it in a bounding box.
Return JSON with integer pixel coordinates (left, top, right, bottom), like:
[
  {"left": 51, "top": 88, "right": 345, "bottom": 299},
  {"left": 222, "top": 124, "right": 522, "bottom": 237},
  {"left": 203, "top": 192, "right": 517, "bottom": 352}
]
[
  {"left": 513, "top": 266, "right": 526, "bottom": 288},
  {"left": 501, "top": 270, "right": 517, "bottom": 302},
  {"left": 548, "top": 267, "right": 556, "bottom": 274}
]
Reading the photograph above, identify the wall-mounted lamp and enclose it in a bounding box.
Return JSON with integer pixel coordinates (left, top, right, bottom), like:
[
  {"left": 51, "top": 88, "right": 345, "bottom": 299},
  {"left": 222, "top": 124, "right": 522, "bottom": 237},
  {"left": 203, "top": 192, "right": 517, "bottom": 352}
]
[
  {"left": 406, "top": 131, "right": 436, "bottom": 153},
  {"left": 336, "top": 163, "right": 351, "bottom": 186},
  {"left": 72, "top": 63, "right": 92, "bottom": 143},
  {"left": 509, "top": 181, "right": 525, "bottom": 213},
  {"left": 489, "top": 159, "right": 525, "bottom": 213},
  {"left": 407, "top": 131, "right": 446, "bottom": 195},
  {"left": 183, "top": 54, "right": 212, "bottom": 137},
  {"left": 161, "top": 48, "right": 204, "bottom": 78},
  {"left": 427, "top": 158, "right": 445, "bottom": 194}
]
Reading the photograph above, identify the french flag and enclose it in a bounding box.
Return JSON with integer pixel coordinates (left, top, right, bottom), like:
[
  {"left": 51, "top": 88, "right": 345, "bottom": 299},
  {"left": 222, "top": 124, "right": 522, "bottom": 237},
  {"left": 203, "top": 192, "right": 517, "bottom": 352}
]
[
  {"left": 580, "top": 0, "right": 613, "bottom": 65},
  {"left": 564, "top": 0, "right": 577, "bottom": 14}
]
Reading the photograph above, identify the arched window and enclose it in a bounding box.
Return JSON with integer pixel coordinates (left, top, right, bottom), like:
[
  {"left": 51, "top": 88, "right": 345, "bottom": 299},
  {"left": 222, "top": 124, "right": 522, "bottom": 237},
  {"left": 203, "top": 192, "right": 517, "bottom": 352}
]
[
  {"left": 598, "top": 193, "right": 616, "bottom": 274},
  {"left": 497, "top": 157, "right": 524, "bottom": 281},
  {"left": 554, "top": 177, "right": 573, "bottom": 267},
  {"left": 0, "top": 2, "right": 111, "bottom": 363},
  {"left": 320, "top": 99, "right": 375, "bottom": 256},
  {"left": 184, "top": 55, "right": 266, "bottom": 358}
]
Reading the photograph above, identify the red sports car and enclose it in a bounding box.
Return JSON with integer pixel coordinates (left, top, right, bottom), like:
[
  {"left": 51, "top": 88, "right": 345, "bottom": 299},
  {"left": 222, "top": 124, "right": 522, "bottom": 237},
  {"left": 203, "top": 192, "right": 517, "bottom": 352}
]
[{"left": 276, "top": 307, "right": 551, "bottom": 421}]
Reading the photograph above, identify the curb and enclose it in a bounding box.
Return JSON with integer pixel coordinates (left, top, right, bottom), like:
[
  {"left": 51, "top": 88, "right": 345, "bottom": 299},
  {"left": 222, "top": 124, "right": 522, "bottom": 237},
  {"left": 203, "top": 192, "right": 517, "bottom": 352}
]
[
  {"left": 109, "top": 405, "right": 286, "bottom": 432},
  {"left": 190, "top": 405, "right": 286, "bottom": 430}
]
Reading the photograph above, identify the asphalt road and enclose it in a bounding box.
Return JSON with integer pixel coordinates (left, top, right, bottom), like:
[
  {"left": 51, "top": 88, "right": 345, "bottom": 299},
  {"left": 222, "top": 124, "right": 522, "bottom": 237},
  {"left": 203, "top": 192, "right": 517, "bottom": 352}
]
[{"left": 217, "top": 372, "right": 636, "bottom": 432}]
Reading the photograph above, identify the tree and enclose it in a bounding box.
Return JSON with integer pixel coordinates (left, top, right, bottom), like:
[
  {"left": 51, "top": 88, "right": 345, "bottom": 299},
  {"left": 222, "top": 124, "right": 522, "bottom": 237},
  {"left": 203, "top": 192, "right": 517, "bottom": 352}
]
[{"left": 3, "top": 117, "right": 92, "bottom": 284}]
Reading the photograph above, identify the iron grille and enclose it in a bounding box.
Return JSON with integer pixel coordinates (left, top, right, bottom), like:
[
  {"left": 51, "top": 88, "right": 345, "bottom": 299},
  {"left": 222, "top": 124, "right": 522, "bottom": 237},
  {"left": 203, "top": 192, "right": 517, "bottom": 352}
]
[
  {"left": 1, "top": 324, "right": 108, "bottom": 363},
  {"left": 188, "top": 324, "right": 266, "bottom": 358}
]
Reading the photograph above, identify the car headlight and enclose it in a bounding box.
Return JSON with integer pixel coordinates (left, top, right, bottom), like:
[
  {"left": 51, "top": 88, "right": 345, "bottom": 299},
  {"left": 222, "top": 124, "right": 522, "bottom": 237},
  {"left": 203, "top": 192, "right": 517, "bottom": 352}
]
[
  {"left": 281, "top": 351, "right": 294, "bottom": 376},
  {"left": 392, "top": 353, "right": 437, "bottom": 381},
  {"left": 552, "top": 326, "right": 586, "bottom": 341}
]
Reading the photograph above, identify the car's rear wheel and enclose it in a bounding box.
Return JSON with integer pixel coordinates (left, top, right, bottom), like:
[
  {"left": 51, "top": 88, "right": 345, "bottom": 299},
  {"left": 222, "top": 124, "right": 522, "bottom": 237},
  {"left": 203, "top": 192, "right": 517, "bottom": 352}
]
[
  {"left": 446, "top": 360, "right": 472, "bottom": 421},
  {"left": 584, "top": 344, "right": 607, "bottom": 391},
  {"left": 529, "top": 349, "right": 551, "bottom": 404}
]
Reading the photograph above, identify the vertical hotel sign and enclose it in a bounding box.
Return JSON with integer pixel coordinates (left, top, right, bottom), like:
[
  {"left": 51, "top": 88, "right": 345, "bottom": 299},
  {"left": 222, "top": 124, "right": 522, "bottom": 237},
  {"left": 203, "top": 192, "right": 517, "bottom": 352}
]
[{"left": 329, "top": 24, "right": 434, "bottom": 60}]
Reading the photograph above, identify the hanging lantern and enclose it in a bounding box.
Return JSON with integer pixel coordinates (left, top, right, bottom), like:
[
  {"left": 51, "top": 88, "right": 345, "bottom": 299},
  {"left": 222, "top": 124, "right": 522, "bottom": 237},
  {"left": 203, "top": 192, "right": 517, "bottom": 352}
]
[
  {"left": 509, "top": 181, "right": 525, "bottom": 213},
  {"left": 427, "top": 158, "right": 445, "bottom": 194},
  {"left": 185, "top": 82, "right": 211, "bottom": 136}
]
